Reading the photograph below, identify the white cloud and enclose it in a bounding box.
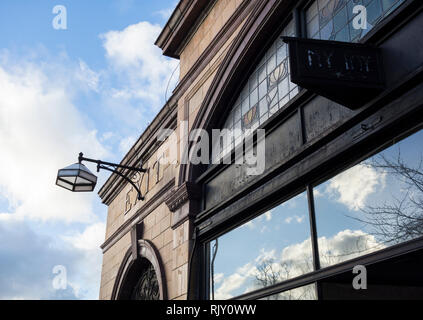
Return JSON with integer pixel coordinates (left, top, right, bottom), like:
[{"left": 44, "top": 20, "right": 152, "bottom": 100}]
[
  {"left": 214, "top": 250, "right": 275, "bottom": 299},
  {"left": 119, "top": 135, "right": 137, "bottom": 155},
  {"left": 254, "top": 248, "right": 277, "bottom": 264},
  {"left": 63, "top": 222, "right": 106, "bottom": 251},
  {"left": 213, "top": 230, "right": 384, "bottom": 299},
  {"left": 0, "top": 55, "right": 108, "bottom": 223},
  {"left": 100, "top": 131, "right": 115, "bottom": 142},
  {"left": 155, "top": 8, "right": 174, "bottom": 20},
  {"left": 264, "top": 210, "right": 272, "bottom": 221},
  {"left": 243, "top": 220, "right": 255, "bottom": 229},
  {"left": 284, "top": 215, "right": 305, "bottom": 224},
  {"left": 214, "top": 271, "right": 250, "bottom": 300},
  {"left": 75, "top": 60, "right": 100, "bottom": 92},
  {"left": 326, "top": 163, "right": 386, "bottom": 211},
  {"left": 241, "top": 210, "right": 273, "bottom": 231},
  {"left": 214, "top": 273, "right": 224, "bottom": 284},
  {"left": 154, "top": 1, "right": 178, "bottom": 21},
  {"left": 100, "top": 21, "right": 179, "bottom": 108},
  {"left": 0, "top": 220, "right": 103, "bottom": 299},
  {"left": 313, "top": 188, "right": 323, "bottom": 198},
  {"left": 62, "top": 222, "right": 106, "bottom": 299},
  {"left": 318, "top": 229, "right": 385, "bottom": 267}
]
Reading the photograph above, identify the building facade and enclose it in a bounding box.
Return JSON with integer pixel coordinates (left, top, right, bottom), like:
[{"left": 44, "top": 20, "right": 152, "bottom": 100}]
[{"left": 99, "top": 0, "right": 423, "bottom": 300}]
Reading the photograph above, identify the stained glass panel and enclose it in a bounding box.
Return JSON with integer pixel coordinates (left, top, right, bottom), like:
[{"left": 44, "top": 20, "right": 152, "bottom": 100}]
[
  {"left": 306, "top": 0, "right": 405, "bottom": 42},
  {"left": 131, "top": 262, "right": 160, "bottom": 300},
  {"left": 212, "top": 21, "right": 298, "bottom": 163}
]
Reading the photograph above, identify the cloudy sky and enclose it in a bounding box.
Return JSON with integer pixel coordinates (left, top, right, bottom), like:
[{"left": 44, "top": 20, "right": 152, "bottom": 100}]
[{"left": 0, "top": 0, "right": 178, "bottom": 299}]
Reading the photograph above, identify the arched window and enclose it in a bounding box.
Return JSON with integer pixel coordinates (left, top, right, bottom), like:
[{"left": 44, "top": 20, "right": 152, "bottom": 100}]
[
  {"left": 211, "top": 20, "right": 298, "bottom": 163},
  {"left": 112, "top": 240, "right": 166, "bottom": 300}
]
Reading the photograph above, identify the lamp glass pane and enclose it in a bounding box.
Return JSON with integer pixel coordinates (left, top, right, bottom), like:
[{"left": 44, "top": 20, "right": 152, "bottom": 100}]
[
  {"left": 74, "top": 185, "right": 95, "bottom": 192},
  {"left": 58, "top": 169, "right": 79, "bottom": 177},
  {"left": 76, "top": 176, "right": 91, "bottom": 184},
  {"left": 60, "top": 176, "right": 77, "bottom": 184},
  {"left": 56, "top": 178, "right": 74, "bottom": 191},
  {"left": 78, "top": 170, "right": 97, "bottom": 183}
]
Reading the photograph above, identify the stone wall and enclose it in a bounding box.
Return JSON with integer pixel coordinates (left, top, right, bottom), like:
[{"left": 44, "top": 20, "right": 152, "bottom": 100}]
[{"left": 99, "top": 0, "right": 250, "bottom": 300}]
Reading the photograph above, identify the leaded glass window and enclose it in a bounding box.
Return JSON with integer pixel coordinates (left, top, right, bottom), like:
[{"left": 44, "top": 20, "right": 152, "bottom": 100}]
[
  {"left": 212, "top": 21, "right": 298, "bottom": 163},
  {"left": 306, "top": 0, "right": 405, "bottom": 42},
  {"left": 130, "top": 262, "right": 160, "bottom": 300}
]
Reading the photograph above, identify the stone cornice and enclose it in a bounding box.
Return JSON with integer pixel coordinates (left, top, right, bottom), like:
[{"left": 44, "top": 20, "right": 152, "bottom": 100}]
[
  {"left": 172, "top": 0, "right": 255, "bottom": 101},
  {"left": 165, "top": 182, "right": 201, "bottom": 212},
  {"left": 155, "top": 0, "right": 216, "bottom": 58}
]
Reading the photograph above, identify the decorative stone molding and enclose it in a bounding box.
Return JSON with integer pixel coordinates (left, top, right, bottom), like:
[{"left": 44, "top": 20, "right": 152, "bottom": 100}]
[
  {"left": 111, "top": 239, "right": 167, "bottom": 300},
  {"left": 130, "top": 222, "right": 144, "bottom": 260},
  {"left": 165, "top": 182, "right": 201, "bottom": 212},
  {"left": 165, "top": 182, "right": 202, "bottom": 229}
]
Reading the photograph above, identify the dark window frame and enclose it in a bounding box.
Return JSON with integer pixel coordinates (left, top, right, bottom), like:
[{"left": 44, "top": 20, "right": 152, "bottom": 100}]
[
  {"left": 206, "top": 123, "right": 423, "bottom": 301},
  {"left": 196, "top": 0, "right": 420, "bottom": 301}
]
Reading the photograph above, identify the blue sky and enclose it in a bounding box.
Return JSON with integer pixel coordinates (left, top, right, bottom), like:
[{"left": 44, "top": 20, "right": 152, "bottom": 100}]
[{"left": 0, "top": 0, "right": 178, "bottom": 299}]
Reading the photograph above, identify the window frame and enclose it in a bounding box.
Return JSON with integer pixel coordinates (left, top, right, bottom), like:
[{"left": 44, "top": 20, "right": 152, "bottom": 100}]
[
  {"left": 195, "top": 0, "right": 419, "bottom": 301},
  {"left": 206, "top": 124, "right": 423, "bottom": 301}
]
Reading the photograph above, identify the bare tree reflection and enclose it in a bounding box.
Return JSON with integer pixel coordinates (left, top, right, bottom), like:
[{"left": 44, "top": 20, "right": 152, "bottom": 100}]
[
  {"left": 357, "top": 150, "right": 423, "bottom": 244},
  {"left": 255, "top": 256, "right": 316, "bottom": 300}
]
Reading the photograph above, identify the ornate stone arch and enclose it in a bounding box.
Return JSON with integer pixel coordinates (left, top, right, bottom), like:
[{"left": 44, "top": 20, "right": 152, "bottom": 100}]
[
  {"left": 178, "top": 0, "right": 298, "bottom": 185},
  {"left": 111, "top": 239, "right": 167, "bottom": 300}
]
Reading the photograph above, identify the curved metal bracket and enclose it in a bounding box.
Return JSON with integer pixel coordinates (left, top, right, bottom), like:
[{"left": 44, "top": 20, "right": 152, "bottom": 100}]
[
  {"left": 78, "top": 152, "right": 146, "bottom": 201},
  {"left": 98, "top": 165, "right": 144, "bottom": 201}
]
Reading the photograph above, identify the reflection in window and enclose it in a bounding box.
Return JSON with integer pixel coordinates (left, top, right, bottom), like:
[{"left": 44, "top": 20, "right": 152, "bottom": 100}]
[
  {"left": 306, "top": 0, "right": 405, "bottom": 42},
  {"left": 259, "top": 284, "right": 317, "bottom": 300},
  {"left": 211, "top": 21, "right": 298, "bottom": 163},
  {"left": 209, "top": 191, "right": 313, "bottom": 299},
  {"left": 314, "top": 129, "right": 423, "bottom": 268}
]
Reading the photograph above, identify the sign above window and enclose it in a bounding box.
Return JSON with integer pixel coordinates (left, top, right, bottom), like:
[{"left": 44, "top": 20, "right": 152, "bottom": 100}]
[{"left": 283, "top": 37, "right": 385, "bottom": 109}]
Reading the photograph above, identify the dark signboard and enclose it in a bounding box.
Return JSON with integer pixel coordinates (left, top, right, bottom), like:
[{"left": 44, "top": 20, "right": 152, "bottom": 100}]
[{"left": 283, "top": 37, "right": 385, "bottom": 109}]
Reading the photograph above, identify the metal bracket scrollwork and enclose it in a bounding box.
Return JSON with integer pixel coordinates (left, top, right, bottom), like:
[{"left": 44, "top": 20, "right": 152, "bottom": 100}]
[{"left": 78, "top": 152, "right": 146, "bottom": 201}]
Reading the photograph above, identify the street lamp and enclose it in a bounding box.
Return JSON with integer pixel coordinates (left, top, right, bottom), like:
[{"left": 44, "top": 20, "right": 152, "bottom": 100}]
[
  {"left": 56, "top": 162, "right": 97, "bottom": 192},
  {"left": 56, "top": 152, "right": 146, "bottom": 200}
]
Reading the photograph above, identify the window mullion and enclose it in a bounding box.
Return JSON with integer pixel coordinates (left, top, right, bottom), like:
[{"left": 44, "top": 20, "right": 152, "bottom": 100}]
[{"left": 306, "top": 185, "right": 322, "bottom": 299}]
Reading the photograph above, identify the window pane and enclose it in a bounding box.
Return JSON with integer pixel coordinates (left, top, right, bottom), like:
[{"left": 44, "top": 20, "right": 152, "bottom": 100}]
[
  {"left": 209, "top": 191, "right": 313, "bottom": 299},
  {"left": 211, "top": 20, "right": 299, "bottom": 163},
  {"left": 306, "top": 0, "right": 406, "bottom": 42},
  {"left": 259, "top": 283, "right": 317, "bottom": 300},
  {"left": 314, "top": 129, "right": 423, "bottom": 268}
]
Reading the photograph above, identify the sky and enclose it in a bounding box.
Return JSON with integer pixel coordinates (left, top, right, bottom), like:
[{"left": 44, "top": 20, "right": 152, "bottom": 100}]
[{"left": 0, "top": 0, "right": 179, "bottom": 299}]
